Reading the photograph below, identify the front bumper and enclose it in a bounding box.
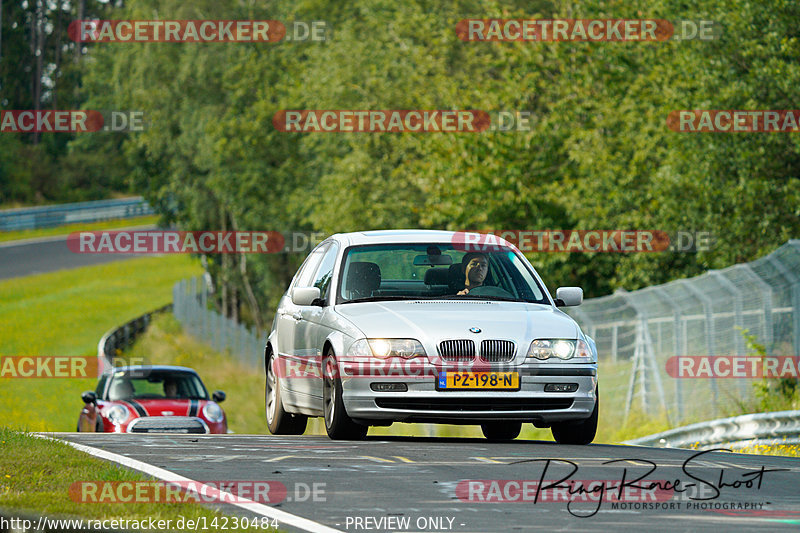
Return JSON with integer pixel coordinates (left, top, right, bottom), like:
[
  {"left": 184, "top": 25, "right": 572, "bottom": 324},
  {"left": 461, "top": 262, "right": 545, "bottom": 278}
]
[
  {"left": 124, "top": 416, "right": 218, "bottom": 434},
  {"left": 339, "top": 360, "right": 597, "bottom": 424}
]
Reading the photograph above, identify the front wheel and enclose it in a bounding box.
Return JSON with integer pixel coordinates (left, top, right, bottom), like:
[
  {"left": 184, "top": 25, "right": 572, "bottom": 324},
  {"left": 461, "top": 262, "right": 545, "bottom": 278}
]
[
  {"left": 323, "top": 351, "right": 367, "bottom": 440},
  {"left": 265, "top": 351, "right": 307, "bottom": 435},
  {"left": 481, "top": 422, "right": 522, "bottom": 441},
  {"left": 551, "top": 389, "right": 598, "bottom": 445}
]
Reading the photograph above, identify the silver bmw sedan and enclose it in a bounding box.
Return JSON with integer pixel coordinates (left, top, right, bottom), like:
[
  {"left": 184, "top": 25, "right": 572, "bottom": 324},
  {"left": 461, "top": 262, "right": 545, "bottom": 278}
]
[{"left": 265, "top": 230, "right": 598, "bottom": 443}]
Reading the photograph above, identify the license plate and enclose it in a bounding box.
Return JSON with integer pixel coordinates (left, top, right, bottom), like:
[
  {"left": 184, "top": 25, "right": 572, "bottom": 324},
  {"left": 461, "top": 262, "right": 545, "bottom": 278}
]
[{"left": 437, "top": 371, "right": 520, "bottom": 390}]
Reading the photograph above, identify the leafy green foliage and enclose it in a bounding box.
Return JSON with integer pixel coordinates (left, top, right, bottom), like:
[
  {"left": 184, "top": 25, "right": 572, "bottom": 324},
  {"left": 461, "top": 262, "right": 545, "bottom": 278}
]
[
  {"left": 740, "top": 327, "right": 800, "bottom": 412},
  {"left": 4, "top": 0, "right": 799, "bottom": 323}
]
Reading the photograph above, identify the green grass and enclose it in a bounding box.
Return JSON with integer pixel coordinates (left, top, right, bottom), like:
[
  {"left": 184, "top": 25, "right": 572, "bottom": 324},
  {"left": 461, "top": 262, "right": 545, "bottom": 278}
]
[
  {"left": 0, "top": 215, "right": 159, "bottom": 243},
  {"left": 0, "top": 428, "right": 279, "bottom": 531},
  {"left": 0, "top": 255, "right": 203, "bottom": 431}
]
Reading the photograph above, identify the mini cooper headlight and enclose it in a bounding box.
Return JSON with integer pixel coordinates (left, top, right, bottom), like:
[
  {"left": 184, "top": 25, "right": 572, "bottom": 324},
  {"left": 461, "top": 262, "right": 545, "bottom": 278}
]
[
  {"left": 203, "top": 402, "right": 224, "bottom": 423},
  {"left": 527, "top": 339, "right": 592, "bottom": 360},
  {"left": 106, "top": 404, "right": 129, "bottom": 425}
]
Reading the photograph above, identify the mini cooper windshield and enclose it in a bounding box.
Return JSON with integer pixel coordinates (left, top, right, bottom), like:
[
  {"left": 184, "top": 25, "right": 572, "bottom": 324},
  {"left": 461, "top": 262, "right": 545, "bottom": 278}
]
[
  {"left": 106, "top": 370, "right": 209, "bottom": 401},
  {"left": 337, "top": 243, "right": 549, "bottom": 304}
]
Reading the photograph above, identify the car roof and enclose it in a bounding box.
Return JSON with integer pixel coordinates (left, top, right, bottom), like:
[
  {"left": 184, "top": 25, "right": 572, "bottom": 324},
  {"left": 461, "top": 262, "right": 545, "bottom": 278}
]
[
  {"left": 106, "top": 365, "right": 200, "bottom": 376},
  {"left": 329, "top": 229, "right": 515, "bottom": 247}
]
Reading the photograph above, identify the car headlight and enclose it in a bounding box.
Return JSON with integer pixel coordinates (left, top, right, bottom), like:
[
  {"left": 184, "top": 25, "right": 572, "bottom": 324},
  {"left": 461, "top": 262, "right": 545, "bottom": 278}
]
[
  {"left": 106, "top": 404, "right": 129, "bottom": 425},
  {"left": 203, "top": 402, "right": 224, "bottom": 423},
  {"left": 527, "top": 339, "right": 592, "bottom": 360},
  {"left": 346, "top": 338, "right": 426, "bottom": 359},
  {"left": 346, "top": 339, "right": 373, "bottom": 357}
]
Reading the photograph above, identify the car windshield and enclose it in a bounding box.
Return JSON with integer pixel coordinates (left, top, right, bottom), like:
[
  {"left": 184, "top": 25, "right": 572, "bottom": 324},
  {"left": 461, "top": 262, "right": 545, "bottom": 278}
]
[
  {"left": 106, "top": 370, "right": 209, "bottom": 401},
  {"left": 337, "top": 243, "right": 548, "bottom": 304}
]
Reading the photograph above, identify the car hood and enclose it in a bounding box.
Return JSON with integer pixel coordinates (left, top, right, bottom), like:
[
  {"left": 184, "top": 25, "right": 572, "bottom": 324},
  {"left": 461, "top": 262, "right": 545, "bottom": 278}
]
[
  {"left": 334, "top": 300, "right": 579, "bottom": 342},
  {"left": 114, "top": 398, "right": 208, "bottom": 417}
]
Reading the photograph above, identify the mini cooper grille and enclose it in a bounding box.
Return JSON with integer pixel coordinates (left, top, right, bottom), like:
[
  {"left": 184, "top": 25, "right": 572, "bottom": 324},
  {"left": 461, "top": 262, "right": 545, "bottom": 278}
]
[
  {"left": 480, "top": 340, "right": 516, "bottom": 362},
  {"left": 127, "top": 417, "right": 208, "bottom": 434},
  {"left": 439, "top": 340, "right": 476, "bottom": 361}
]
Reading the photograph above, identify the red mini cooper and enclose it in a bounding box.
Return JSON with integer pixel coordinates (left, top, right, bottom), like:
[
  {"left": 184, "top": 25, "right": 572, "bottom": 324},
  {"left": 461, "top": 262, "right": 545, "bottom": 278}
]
[{"left": 77, "top": 365, "right": 227, "bottom": 434}]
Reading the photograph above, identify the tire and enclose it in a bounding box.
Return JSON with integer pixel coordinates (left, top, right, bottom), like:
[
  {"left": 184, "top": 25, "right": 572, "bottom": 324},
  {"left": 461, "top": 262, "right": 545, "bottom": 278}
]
[
  {"left": 323, "top": 351, "right": 367, "bottom": 440},
  {"left": 481, "top": 422, "right": 522, "bottom": 441},
  {"left": 265, "top": 351, "right": 308, "bottom": 435},
  {"left": 551, "top": 389, "right": 598, "bottom": 445}
]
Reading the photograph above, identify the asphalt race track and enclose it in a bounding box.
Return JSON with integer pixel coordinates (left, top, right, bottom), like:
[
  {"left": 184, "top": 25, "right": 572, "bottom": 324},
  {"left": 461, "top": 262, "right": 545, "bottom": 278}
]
[
  {"left": 0, "top": 232, "right": 151, "bottom": 280},
  {"left": 53, "top": 433, "right": 800, "bottom": 533}
]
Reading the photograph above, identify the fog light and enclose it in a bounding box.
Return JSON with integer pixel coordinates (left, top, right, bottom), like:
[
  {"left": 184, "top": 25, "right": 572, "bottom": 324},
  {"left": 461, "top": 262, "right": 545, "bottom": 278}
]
[
  {"left": 544, "top": 383, "right": 578, "bottom": 392},
  {"left": 370, "top": 383, "right": 408, "bottom": 392}
]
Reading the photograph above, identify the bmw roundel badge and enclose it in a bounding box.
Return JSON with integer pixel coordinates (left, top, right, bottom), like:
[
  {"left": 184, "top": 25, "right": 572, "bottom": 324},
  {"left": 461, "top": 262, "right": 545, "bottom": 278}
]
[{"left": 469, "top": 327, "right": 481, "bottom": 333}]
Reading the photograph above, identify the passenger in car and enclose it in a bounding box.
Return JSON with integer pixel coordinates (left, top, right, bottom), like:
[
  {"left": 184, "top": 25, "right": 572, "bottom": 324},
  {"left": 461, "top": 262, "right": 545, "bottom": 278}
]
[
  {"left": 163, "top": 379, "right": 179, "bottom": 398},
  {"left": 455, "top": 252, "right": 489, "bottom": 295}
]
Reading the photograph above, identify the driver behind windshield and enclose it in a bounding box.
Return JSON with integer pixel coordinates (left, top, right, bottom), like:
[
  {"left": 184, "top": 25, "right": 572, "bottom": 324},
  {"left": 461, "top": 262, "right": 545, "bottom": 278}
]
[
  {"left": 163, "top": 379, "right": 179, "bottom": 398},
  {"left": 456, "top": 252, "right": 488, "bottom": 295}
]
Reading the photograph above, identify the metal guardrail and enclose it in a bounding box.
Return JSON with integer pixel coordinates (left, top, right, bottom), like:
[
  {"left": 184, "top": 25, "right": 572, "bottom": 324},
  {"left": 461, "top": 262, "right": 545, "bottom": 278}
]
[
  {"left": 0, "top": 196, "right": 154, "bottom": 231},
  {"left": 624, "top": 410, "right": 800, "bottom": 450},
  {"left": 96, "top": 304, "right": 172, "bottom": 370}
]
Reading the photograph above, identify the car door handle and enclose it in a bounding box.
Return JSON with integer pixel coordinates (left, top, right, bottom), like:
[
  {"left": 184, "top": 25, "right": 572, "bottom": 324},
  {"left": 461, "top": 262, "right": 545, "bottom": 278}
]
[{"left": 291, "top": 312, "right": 303, "bottom": 321}]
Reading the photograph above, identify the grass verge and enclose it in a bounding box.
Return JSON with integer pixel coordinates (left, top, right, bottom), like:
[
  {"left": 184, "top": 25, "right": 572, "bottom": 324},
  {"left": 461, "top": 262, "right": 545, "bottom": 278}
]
[
  {"left": 0, "top": 215, "right": 159, "bottom": 244},
  {"left": 0, "top": 255, "right": 202, "bottom": 431},
  {"left": 0, "top": 428, "right": 280, "bottom": 531}
]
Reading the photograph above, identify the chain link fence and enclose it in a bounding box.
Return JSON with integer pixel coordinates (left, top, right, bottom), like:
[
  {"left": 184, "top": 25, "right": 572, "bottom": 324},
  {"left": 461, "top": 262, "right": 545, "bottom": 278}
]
[
  {"left": 172, "top": 277, "right": 265, "bottom": 370},
  {"left": 566, "top": 240, "right": 800, "bottom": 425}
]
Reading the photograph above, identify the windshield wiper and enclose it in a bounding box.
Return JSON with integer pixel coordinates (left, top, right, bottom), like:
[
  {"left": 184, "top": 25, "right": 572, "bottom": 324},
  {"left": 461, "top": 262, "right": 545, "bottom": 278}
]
[
  {"left": 341, "top": 296, "right": 419, "bottom": 304},
  {"left": 433, "top": 295, "right": 530, "bottom": 303}
]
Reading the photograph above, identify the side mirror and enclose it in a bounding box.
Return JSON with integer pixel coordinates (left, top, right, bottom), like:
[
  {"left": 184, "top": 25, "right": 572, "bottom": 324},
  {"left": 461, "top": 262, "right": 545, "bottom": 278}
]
[
  {"left": 82, "top": 391, "right": 97, "bottom": 404},
  {"left": 291, "top": 286, "right": 321, "bottom": 306},
  {"left": 212, "top": 390, "right": 226, "bottom": 403},
  {"left": 555, "top": 287, "right": 583, "bottom": 307}
]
